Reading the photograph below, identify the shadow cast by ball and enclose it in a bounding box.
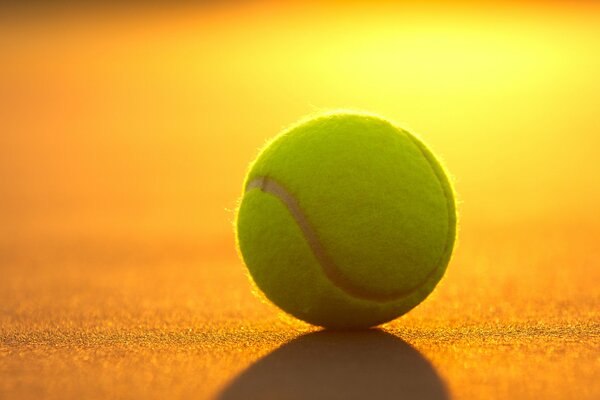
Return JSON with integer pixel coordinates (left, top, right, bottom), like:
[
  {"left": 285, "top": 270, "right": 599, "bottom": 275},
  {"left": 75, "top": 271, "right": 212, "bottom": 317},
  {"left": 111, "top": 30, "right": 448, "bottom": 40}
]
[{"left": 219, "top": 330, "right": 448, "bottom": 400}]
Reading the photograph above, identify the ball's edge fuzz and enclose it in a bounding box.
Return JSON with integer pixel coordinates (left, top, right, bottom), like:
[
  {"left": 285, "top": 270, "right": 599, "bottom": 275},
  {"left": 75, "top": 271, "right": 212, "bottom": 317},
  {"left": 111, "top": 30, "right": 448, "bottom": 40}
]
[{"left": 234, "top": 110, "right": 457, "bottom": 328}]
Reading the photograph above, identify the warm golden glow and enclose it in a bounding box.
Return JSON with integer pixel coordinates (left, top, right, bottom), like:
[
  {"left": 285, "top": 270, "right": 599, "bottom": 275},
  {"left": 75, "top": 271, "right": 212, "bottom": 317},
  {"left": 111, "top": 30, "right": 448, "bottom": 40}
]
[
  {"left": 1, "top": 2, "right": 598, "bottom": 399},
  {"left": 1, "top": 2, "right": 599, "bottom": 240}
]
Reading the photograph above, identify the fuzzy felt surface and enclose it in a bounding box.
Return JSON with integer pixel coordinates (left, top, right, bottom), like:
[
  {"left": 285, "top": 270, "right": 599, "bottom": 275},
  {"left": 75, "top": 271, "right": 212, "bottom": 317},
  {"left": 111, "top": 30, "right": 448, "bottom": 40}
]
[{"left": 236, "top": 112, "right": 457, "bottom": 328}]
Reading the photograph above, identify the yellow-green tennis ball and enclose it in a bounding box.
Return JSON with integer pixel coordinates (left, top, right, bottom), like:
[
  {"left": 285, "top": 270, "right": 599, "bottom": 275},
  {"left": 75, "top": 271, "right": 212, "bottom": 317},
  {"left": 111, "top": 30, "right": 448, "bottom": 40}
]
[{"left": 236, "top": 111, "right": 457, "bottom": 329}]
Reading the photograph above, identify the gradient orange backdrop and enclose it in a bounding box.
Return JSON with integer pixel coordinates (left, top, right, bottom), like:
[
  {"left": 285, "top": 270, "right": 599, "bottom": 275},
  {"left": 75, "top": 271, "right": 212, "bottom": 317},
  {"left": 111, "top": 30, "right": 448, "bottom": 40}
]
[{"left": 1, "top": 1, "right": 599, "bottom": 249}]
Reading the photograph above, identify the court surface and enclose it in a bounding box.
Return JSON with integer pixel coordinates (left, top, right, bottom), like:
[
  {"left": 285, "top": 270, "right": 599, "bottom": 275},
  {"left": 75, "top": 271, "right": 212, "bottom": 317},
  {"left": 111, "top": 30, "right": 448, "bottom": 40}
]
[{"left": 1, "top": 223, "right": 598, "bottom": 399}]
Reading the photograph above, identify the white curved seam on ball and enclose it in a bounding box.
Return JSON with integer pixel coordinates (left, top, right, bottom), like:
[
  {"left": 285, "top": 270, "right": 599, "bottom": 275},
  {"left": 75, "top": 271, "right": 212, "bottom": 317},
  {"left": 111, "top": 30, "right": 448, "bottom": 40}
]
[{"left": 245, "top": 175, "right": 444, "bottom": 303}]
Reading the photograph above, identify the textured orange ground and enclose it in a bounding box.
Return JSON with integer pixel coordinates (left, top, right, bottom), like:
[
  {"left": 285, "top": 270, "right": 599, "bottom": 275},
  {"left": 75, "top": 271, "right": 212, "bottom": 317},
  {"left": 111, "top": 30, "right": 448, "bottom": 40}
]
[
  {"left": 1, "top": 224, "right": 599, "bottom": 399},
  {"left": 1, "top": 2, "right": 599, "bottom": 399}
]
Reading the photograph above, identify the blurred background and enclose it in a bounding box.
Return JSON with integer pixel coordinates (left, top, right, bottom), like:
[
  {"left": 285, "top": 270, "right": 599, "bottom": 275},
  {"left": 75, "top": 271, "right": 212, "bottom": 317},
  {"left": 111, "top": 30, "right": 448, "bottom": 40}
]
[
  {"left": 1, "top": 1, "right": 599, "bottom": 245},
  {"left": 1, "top": 2, "right": 599, "bottom": 399}
]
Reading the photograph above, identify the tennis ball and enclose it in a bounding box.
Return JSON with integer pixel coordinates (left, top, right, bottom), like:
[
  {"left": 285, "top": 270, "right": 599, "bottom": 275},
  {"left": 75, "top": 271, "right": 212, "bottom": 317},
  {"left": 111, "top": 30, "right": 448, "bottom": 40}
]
[{"left": 235, "top": 111, "right": 457, "bottom": 329}]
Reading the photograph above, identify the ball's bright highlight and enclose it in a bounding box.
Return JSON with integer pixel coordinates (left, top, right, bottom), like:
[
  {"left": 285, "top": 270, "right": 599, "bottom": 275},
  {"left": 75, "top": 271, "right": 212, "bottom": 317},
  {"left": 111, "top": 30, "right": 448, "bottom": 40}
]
[{"left": 236, "top": 111, "right": 457, "bottom": 328}]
